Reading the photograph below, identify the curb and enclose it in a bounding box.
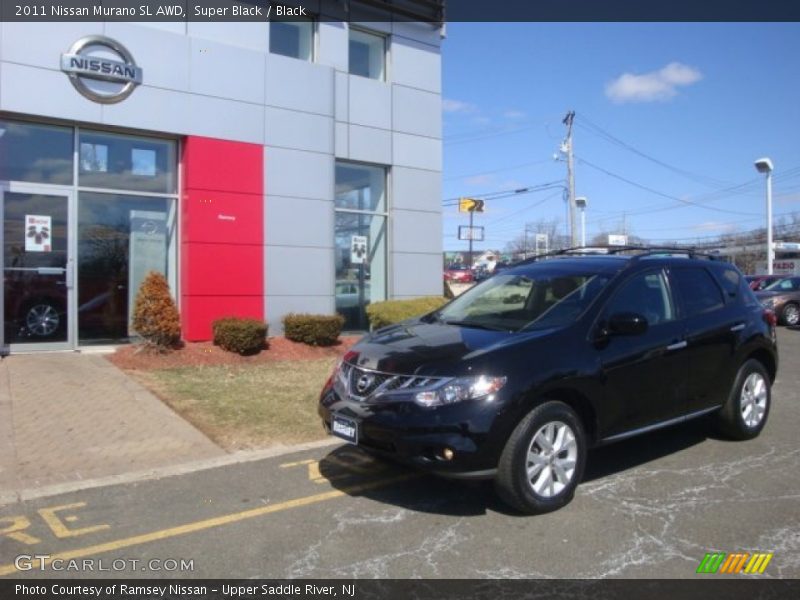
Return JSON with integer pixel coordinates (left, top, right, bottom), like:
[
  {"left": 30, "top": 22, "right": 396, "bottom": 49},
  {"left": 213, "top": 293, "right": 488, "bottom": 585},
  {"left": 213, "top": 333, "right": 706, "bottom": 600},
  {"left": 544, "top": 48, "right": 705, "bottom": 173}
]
[{"left": 0, "top": 437, "right": 341, "bottom": 507}]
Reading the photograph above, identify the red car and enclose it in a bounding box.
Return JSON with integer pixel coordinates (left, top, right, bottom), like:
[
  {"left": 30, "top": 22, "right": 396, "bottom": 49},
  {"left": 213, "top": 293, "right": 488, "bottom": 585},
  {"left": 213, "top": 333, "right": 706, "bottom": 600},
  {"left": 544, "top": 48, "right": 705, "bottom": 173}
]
[{"left": 443, "top": 264, "right": 474, "bottom": 283}]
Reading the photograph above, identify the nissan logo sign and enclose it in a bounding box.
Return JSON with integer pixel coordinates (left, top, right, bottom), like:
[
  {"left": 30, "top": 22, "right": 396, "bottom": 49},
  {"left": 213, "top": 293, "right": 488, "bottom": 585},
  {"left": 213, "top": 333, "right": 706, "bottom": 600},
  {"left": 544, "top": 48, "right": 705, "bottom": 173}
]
[{"left": 61, "top": 36, "right": 142, "bottom": 104}]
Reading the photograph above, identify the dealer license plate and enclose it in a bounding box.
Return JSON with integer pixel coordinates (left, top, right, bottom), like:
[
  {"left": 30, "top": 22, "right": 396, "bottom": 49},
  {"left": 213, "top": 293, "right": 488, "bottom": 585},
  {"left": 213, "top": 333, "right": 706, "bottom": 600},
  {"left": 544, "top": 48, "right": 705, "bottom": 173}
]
[{"left": 331, "top": 414, "right": 358, "bottom": 444}]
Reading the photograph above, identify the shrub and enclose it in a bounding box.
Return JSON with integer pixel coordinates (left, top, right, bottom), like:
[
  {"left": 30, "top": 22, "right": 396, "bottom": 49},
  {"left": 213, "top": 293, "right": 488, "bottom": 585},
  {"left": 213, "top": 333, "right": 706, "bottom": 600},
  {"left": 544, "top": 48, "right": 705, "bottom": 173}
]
[
  {"left": 212, "top": 317, "right": 268, "bottom": 355},
  {"left": 283, "top": 313, "right": 345, "bottom": 346},
  {"left": 131, "top": 271, "right": 181, "bottom": 351},
  {"left": 366, "top": 297, "right": 448, "bottom": 330}
]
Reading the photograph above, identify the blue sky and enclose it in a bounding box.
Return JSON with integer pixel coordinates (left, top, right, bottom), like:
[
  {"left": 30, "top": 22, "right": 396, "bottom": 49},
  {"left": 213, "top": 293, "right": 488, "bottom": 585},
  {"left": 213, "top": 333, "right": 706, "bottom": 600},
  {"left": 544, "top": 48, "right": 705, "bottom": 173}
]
[{"left": 441, "top": 23, "right": 800, "bottom": 252}]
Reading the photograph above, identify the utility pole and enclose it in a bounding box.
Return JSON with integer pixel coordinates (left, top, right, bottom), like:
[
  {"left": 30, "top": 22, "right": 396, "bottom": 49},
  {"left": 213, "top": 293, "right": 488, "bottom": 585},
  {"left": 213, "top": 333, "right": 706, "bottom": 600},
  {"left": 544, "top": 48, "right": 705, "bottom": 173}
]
[{"left": 563, "top": 110, "right": 577, "bottom": 247}]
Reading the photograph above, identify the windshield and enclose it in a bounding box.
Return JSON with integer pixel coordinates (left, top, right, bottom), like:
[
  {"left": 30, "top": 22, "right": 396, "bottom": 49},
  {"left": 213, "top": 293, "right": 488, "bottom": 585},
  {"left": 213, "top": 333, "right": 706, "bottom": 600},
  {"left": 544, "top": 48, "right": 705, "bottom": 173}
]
[{"left": 433, "top": 270, "right": 612, "bottom": 332}]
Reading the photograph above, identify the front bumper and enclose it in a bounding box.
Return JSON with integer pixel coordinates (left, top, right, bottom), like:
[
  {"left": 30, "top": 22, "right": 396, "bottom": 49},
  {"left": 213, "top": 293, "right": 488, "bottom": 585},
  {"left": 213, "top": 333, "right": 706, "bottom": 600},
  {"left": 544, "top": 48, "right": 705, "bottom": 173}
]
[{"left": 318, "top": 386, "right": 507, "bottom": 478}]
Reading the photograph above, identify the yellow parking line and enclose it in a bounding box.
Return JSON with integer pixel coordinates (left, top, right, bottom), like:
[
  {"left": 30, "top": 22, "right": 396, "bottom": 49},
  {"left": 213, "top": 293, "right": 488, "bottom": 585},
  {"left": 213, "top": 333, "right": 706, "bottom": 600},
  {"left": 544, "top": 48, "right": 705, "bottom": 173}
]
[{"left": 0, "top": 473, "right": 416, "bottom": 577}]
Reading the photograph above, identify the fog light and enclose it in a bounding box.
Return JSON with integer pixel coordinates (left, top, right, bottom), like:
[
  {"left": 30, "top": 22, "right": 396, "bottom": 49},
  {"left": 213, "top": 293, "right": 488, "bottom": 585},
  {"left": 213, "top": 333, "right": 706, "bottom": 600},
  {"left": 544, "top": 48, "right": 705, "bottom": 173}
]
[{"left": 442, "top": 447, "right": 454, "bottom": 461}]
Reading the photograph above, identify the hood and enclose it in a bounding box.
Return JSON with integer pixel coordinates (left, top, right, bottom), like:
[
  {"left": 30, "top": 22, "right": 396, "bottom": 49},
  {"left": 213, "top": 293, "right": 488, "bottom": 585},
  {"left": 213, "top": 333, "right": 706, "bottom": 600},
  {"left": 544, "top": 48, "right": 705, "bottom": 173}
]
[{"left": 346, "top": 318, "right": 558, "bottom": 375}]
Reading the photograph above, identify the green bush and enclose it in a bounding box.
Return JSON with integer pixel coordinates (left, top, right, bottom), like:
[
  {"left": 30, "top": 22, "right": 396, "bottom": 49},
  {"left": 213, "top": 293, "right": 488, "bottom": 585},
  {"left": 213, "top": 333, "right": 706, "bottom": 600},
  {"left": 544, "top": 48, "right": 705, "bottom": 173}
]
[
  {"left": 366, "top": 297, "right": 448, "bottom": 330},
  {"left": 283, "top": 313, "right": 345, "bottom": 346},
  {"left": 212, "top": 317, "right": 268, "bottom": 355}
]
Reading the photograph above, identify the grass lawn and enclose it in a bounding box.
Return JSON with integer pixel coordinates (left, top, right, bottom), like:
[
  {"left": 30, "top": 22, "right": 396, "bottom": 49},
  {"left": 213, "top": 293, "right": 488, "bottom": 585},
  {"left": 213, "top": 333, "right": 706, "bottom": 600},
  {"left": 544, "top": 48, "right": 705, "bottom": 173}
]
[{"left": 136, "top": 358, "right": 338, "bottom": 451}]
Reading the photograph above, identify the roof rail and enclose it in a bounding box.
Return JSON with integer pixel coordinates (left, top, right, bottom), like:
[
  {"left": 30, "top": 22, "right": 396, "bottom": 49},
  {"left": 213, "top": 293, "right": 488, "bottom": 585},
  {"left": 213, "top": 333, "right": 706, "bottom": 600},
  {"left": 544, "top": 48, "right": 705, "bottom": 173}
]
[{"left": 510, "top": 245, "right": 721, "bottom": 266}]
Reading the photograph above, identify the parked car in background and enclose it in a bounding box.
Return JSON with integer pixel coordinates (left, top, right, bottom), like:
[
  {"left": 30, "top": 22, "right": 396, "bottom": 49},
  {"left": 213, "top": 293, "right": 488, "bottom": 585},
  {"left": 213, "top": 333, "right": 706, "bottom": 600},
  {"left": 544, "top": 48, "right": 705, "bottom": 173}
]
[
  {"left": 443, "top": 264, "right": 474, "bottom": 283},
  {"left": 472, "top": 264, "right": 490, "bottom": 282},
  {"left": 746, "top": 275, "right": 783, "bottom": 292},
  {"left": 755, "top": 276, "right": 800, "bottom": 325},
  {"left": 321, "top": 250, "right": 778, "bottom": 514}
]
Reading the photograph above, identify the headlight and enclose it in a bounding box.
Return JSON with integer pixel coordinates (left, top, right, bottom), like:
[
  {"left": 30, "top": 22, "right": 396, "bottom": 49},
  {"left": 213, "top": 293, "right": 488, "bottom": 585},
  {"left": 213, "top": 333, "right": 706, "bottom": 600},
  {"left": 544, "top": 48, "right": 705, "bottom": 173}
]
[
  {"left": 414, "top": 375, "right": 507, "bottom": 407},
  {"left": 761, "top": 297, "right": 776, "bottom": 308}
]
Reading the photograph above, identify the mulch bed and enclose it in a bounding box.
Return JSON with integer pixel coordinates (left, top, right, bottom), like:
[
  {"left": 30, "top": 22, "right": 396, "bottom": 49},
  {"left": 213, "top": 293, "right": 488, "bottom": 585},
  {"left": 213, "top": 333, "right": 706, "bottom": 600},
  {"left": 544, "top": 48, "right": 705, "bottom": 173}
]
[{"left": 106, "top": 336, "right": 361, "bottom": 371}]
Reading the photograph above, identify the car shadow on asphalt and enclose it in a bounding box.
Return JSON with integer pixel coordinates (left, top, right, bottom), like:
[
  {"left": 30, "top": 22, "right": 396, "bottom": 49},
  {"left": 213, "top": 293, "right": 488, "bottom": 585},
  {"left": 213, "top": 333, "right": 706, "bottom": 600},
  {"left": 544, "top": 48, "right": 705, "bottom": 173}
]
[{"left": 318, "top": 418, "right": 712, "bottom": 517}]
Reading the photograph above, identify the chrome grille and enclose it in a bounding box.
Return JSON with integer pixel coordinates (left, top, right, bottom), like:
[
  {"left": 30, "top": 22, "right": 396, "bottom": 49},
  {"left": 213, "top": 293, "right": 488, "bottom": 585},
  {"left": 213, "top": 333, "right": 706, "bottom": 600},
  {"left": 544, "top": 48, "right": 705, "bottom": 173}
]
[{"left": 340, "top": 363, "right": 446, "bottom": 402}]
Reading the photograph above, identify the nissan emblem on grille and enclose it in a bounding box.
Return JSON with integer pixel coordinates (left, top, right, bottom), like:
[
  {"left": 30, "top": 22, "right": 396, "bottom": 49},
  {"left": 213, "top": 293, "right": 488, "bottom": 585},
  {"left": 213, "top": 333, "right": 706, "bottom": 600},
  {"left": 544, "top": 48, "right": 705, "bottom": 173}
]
[{"left": 356, "top": 373, "right": 374, "bottom": 394}]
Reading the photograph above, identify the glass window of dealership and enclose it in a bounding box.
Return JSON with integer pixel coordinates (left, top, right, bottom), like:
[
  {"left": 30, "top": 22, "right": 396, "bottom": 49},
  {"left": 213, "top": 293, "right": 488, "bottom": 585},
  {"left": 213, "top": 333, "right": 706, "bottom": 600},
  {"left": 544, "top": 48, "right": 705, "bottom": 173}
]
[{"left": 1, "top": 118, "right": 177, "bottom": 350}]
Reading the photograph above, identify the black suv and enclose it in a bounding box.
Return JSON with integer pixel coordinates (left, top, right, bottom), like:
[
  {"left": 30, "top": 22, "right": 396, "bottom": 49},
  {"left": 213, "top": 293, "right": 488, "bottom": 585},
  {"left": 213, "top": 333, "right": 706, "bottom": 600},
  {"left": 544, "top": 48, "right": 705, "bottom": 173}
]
[{"left": 319, "top": 249, "right": 778, "bottom": 514}]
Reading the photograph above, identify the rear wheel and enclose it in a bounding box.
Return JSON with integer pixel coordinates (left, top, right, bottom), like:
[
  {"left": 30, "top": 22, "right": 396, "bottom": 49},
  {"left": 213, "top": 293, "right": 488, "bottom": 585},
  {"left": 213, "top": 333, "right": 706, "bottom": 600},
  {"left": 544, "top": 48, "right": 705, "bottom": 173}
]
[
  {"left": 781, "top": 302, "right": 800, "bottom": 326},
  {"left": 495, "top": 401, "right": 587, "bottom": 514},
  {"left": 713, "top": 359, "right": 771, "bottom": 440}
]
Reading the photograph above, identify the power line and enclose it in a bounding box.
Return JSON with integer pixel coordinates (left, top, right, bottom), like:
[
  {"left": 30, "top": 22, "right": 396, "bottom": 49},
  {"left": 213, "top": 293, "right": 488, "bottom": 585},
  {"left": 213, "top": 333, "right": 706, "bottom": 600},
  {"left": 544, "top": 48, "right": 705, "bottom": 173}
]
[
  {"left": 442, "top": 181, "right": 565, "bottom": 206},
  {"left": 577, "top": 157, "right": 760, "bottom": 217},
  {"left": 576, "top": 113, "right": 735, "bottom": 188}
]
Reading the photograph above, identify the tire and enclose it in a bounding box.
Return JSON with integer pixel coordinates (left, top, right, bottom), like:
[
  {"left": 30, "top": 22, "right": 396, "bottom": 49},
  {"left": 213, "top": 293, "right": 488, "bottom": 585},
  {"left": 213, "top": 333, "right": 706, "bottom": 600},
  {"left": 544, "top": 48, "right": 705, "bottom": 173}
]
[
  {"left": 21, "top": 300, "right": 64, "bottom": 338},
  {"left": 781, "top": 302, "right": 800, "bottom": 326},
  {"left": 713, "top": 359, "right": 771, "bottom": 440},
  {"left": 495, "top": 401, "right": 587, "bottom": 514}
]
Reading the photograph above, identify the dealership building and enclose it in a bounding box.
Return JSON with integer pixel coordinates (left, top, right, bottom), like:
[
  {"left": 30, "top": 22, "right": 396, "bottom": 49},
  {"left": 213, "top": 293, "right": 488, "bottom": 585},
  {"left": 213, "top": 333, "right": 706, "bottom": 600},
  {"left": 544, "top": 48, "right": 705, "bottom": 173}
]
[{"left": 0, "top": 3, "right": 444, "bottom": 352}]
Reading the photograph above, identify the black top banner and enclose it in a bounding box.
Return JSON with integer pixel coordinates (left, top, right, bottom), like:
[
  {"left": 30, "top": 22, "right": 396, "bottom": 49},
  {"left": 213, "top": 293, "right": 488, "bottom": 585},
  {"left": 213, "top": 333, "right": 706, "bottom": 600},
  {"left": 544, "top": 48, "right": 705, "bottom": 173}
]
[
  {"left": 1, "top": 0, "right": 800, "bottom": 23},
  {"left": 2, "top": 579, "right": 800, "bottom": 600}
]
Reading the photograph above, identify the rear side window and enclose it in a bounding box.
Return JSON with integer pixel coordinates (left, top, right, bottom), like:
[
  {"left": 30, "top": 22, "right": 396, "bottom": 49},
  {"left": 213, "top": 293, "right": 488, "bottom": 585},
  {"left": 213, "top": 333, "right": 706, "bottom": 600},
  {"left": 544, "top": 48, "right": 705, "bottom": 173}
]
[
  {"left": 714, "top": 266, "right": 741, "bottom": 299},
  {"left": 672, "top": 267, "right": 725, "bottom": 317}
]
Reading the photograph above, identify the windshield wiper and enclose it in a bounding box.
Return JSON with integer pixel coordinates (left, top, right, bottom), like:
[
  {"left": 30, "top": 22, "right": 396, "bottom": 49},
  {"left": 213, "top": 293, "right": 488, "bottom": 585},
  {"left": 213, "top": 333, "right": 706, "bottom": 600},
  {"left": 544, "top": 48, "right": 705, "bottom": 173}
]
[{"left": 441, "top": 319, "right": 513, "bottom": 332}]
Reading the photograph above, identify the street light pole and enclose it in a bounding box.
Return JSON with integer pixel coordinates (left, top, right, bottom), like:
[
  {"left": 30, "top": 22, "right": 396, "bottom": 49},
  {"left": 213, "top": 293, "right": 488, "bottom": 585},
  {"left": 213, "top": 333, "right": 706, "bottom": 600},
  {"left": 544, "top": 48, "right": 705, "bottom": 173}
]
[
  {"left": 755, "top": 158, "right": 774, "bottom": 275},
  {"left": 575, "top": 197, "right": 588, "bottom": 247}
]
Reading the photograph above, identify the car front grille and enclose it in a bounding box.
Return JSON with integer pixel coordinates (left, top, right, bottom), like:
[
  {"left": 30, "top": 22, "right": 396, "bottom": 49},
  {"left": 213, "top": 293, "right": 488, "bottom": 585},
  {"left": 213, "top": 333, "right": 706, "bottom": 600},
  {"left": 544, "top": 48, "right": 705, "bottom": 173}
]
[{"left": 340, "top": 362, "right": 446, "bottom": 402}]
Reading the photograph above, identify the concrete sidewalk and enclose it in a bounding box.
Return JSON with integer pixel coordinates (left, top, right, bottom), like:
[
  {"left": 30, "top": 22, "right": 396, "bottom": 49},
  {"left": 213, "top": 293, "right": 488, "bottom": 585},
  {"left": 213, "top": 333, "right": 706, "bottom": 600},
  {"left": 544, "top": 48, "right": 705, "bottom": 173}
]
[{"left": 0, "top": 352, "right": 225, "bottom": 502}]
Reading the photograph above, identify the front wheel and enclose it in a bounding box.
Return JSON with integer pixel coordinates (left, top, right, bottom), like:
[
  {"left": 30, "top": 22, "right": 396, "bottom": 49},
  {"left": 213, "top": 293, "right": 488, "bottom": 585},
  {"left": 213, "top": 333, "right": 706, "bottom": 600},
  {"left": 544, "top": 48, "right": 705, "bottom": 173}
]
[
  {"left": 495, "top": 401, "right": 587, "bottom": 514},
  {"left": 713, "top": 359, "right": 771, "bottom": 440}
]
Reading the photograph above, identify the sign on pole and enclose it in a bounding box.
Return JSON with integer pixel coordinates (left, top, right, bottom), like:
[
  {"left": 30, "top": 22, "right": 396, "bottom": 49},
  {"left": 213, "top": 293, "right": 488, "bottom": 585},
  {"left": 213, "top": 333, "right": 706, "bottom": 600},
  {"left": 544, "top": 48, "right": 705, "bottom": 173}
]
[
  {"left": 350, "top": 235, "right": 368, "bottom": 264},
  {"left": 458, "top": 226, "right": 484, "bottom": 241},
  {"left": 459, "top": 198, "right": 485, "bottom": 213},
  {"left": 608, "top": 234, "right": 628, "bottom": 246}
]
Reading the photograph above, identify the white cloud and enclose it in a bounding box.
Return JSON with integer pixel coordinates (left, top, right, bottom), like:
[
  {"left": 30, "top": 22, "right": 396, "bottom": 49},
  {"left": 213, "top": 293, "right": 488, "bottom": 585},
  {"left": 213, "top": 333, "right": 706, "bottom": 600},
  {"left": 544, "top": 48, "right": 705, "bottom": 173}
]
[
  {"left": 605, "top": 62, "right": 703, "bottom": 104},
  {"left": 503, "top": 110, "right": 527, "bottom": 120},
  {"left": 691, "top": 221, "right": 737, "bottom": 233},
  {"left": 464, "top": 174, "right": 493, "bottom": 186},
  {"left": 443, "top": 98, "right": 477, "bottom": 114}
]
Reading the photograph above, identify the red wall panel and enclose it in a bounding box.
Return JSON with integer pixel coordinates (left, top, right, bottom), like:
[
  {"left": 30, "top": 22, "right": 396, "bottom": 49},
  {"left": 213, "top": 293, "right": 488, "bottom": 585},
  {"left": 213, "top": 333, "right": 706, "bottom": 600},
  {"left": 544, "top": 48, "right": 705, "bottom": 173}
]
[
  {"left": 182, "top": 190, "right": 263, "bottom": 245},
  {"left": 181, "top": 136, "right": 264, "bottom": 341},
  {"left": 183, "top": 137, "right": 263, "bottom": 195}
]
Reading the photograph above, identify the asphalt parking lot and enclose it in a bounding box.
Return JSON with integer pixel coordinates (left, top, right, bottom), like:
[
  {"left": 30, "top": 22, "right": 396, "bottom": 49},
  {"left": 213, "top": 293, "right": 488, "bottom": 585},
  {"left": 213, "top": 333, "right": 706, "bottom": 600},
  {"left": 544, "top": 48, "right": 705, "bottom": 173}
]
[{"left": 1, "top": 329, "right": 799, "bottom": 579}]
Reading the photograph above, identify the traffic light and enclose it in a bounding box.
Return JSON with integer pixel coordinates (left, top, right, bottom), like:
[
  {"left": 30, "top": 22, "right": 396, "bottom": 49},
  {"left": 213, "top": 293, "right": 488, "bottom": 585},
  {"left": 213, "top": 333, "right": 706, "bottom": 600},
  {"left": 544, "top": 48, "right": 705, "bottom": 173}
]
[{"left": 459, "top": 197, "right": 485, "bottom": 213}]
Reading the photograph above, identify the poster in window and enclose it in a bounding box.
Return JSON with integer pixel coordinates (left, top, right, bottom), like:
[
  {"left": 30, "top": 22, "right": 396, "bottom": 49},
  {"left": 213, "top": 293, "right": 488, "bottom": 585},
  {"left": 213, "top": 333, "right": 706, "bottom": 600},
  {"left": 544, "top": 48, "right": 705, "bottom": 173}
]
[
  {"left": 25, "top": 214, "right": 52, "bottom": 252},
  {"left": 351, "top": 235, "right": 368, "bottom": 265}
]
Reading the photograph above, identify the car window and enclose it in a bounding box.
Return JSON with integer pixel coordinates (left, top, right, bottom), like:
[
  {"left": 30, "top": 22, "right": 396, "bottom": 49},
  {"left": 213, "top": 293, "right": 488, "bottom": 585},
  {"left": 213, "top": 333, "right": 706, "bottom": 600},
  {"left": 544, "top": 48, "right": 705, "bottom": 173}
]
[
  {"left": 767, "top": 278, "right": 800, "bottom": 291},
  {"left": 672, "top": 267, "right": 725, "bottom": 317},
  {"left": 714, "top": 266, "right": 740, "bottom": 298},
  {"left": 605, "top": 270, "right": 674, "bottom": 325}
]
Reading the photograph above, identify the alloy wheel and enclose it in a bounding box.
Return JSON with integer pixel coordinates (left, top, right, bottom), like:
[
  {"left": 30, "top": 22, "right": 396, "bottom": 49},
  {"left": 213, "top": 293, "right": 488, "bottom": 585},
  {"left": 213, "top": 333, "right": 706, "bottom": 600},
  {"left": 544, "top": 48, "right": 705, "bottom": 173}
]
[
  {"left": 525, "top": 420, "right": 578, "bottom": 498},
  {"left": 784, "top": 304, "right": 800, "bottom": 326},
  {"left": 25, "top": 304, "right": 60, "bottom": 337},
  {"left": 740, "top": 372, "right": 768, "bottom": 428}
]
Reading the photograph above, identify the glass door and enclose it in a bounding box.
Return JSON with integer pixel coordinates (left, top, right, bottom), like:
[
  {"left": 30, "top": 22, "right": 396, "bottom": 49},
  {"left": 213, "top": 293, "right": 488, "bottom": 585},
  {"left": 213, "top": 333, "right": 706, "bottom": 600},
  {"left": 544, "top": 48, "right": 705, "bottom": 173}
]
[{"left": 2, "top": 185, "right": 75, "bottom": 351}]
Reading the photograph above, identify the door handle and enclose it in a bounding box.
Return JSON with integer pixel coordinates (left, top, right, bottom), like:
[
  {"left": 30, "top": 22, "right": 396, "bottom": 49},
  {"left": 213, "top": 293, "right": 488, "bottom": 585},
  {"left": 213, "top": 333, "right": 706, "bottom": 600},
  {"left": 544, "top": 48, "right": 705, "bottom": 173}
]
[
  {"left": 730, "top": 323, "right": 745, "bottom": 332},
  {"left": 666, "top": 340, "right": 687, "bottom": 351}
]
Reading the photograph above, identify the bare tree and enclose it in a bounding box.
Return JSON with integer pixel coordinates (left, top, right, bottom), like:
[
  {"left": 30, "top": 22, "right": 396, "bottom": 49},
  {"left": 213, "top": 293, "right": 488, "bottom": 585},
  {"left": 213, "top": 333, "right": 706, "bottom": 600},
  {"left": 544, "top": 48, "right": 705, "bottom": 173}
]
[{"left": 505, "top": 218, "right": 569, "bottom": 258}]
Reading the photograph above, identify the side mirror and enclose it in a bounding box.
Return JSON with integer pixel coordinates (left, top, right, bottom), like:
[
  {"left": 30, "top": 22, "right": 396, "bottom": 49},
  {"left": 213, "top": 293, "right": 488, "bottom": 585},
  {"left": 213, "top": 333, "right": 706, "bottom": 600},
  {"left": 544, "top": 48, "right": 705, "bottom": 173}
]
[{"left": 607, "top": 312, "right": 649, "bottom": 336}]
